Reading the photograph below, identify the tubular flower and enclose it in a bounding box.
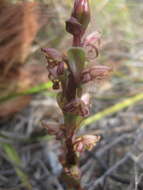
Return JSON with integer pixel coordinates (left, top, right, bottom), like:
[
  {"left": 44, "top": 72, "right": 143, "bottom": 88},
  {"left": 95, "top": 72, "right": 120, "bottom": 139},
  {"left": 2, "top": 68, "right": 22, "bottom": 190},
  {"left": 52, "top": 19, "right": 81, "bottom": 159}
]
[
  {"left": 63, "top": 98, "right": 89, "bottom": 117},
  {"left": 81, "top": 65, "right": 112, "bottom": 84},
  {"left": 73, "top": 135, "right": 101, "bottom": 153}
]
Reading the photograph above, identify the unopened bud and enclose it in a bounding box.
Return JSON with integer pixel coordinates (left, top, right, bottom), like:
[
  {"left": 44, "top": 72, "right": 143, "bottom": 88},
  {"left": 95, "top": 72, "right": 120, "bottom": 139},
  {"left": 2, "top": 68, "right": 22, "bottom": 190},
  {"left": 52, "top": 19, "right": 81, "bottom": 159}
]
[
  {"left": 66, "top": 0, "right": 90, "bottom": 37},
  {"left": 66, "top": 17, "right": 83, "bottom": 36},
  {"left": 72, "top": 0, "right": 90, "bottom": 30}
]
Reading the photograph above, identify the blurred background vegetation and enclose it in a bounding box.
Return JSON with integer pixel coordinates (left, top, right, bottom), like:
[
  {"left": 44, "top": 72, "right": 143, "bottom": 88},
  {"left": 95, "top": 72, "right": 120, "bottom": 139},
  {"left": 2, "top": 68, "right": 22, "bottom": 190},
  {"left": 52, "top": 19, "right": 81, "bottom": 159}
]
[{"left": 0, "top": 0, "right": 143, "bottom": 190}]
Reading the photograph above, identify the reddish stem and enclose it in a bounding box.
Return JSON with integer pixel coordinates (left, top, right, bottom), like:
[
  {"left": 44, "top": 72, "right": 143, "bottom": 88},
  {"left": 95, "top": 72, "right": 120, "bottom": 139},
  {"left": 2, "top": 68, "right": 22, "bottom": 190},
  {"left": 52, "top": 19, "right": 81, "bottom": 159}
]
[{"left": 73, "top": 36, "right": 82, "bottom": 47}]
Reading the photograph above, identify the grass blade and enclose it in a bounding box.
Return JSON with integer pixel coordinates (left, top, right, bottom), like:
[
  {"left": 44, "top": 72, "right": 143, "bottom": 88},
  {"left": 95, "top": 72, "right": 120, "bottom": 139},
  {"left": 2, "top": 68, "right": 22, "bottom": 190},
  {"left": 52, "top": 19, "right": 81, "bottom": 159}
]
[
  {"left": 82, "top": 92, "right": 143, "bottom": 127},
  {"left": 0, "top": 81, "right": 52, "bottom": 103},
  {"left": 2, "top": 143, "right": 32, "bottom": 190}
]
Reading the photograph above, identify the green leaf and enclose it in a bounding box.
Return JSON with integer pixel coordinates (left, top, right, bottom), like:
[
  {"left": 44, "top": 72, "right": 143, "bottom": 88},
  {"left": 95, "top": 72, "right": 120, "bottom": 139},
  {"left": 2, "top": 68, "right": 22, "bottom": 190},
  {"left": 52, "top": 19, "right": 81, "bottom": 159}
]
[
  {"left": 67, "top": 47, "right": 86, "bottom": 84},
  {"left": 81, "top": 92, "right": 143, "bottom": 127},
  {"left": 2, "top": 143, "right": 32, "bottom": 190},
  {"left": 0, "top": 81, "right": 53, "bottom": 103}
]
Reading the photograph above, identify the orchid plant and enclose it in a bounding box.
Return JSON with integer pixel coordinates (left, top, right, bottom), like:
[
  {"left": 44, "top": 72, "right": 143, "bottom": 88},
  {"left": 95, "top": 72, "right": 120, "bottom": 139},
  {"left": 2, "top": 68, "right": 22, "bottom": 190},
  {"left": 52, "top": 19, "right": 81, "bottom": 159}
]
[{"left": 41, "top": 0, "right": 111, "bottom": 189}]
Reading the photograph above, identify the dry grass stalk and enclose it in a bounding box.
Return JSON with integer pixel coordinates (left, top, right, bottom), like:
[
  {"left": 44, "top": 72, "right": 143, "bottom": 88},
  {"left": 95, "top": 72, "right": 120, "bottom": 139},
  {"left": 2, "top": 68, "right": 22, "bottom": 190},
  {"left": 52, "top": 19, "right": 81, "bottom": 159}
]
[{"left": 0, "top": 0, "right": 48, "bottom": 117}]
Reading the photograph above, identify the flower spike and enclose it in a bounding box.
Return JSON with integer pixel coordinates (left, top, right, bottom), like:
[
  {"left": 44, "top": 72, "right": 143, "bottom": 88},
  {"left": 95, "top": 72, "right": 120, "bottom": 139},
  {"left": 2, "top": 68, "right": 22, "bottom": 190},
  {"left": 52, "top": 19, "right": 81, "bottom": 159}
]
[{"left": 41, "top": 0, "right": 112, "bottom": 187}]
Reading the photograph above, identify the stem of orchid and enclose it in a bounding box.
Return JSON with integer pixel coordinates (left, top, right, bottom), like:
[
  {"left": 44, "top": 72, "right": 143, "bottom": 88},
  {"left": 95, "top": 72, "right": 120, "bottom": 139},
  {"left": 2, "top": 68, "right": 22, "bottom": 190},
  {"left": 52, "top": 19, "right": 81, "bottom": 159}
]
[{"left": 73, "top": 36, "right": 82, "bottom": 47}]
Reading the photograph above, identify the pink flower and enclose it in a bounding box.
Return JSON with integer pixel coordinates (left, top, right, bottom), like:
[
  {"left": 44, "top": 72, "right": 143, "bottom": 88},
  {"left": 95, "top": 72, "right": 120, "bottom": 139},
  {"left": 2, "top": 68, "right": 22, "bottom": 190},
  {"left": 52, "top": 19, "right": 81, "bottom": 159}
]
[
  {"left": 83, "top": 31, "right": 101, "bottom": 59},
  {"left": 41, "top": 48, "right": 65, "bottom": 89},
  {"left": 73, "top": 135, "right": 101, "bottom": 153},
  {"left": 63, "top": 98, "right": 89, "bottom": 117},
  {"left": 81, "top": 65, "right": 112, "bottom": 83}
]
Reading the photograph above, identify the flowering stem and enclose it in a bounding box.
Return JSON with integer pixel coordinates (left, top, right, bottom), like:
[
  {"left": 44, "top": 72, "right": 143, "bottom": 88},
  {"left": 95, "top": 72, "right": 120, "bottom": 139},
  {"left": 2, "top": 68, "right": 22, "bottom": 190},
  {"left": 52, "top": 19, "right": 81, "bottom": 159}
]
[
  {"left": 41, "top": 0, "right": 109, "bottom": 189},
  {"left": 73, "top": 36, "right": 82, "bottom": 47}
]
